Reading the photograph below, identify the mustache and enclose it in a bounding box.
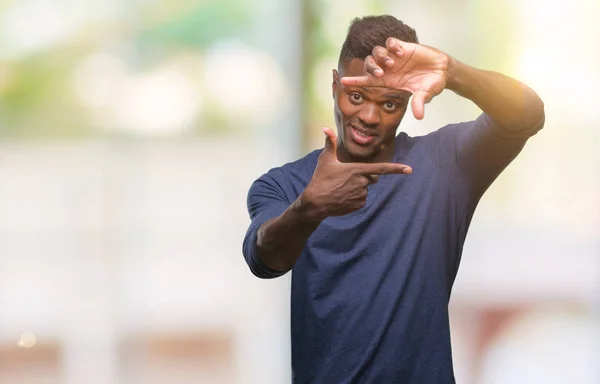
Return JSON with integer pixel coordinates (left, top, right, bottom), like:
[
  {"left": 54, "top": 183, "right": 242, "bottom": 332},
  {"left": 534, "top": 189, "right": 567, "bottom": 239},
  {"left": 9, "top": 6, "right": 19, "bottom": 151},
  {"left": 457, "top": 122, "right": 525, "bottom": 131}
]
[{"left": 348, "top": 122, "right": 376, "bottom": 135}]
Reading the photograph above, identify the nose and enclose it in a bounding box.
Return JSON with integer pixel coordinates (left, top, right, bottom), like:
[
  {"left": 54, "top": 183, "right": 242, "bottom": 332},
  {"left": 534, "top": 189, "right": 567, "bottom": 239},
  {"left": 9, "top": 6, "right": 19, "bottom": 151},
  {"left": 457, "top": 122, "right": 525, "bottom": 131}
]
[{"left": 358, "top": 103, "right": 380, "bottom": 126}]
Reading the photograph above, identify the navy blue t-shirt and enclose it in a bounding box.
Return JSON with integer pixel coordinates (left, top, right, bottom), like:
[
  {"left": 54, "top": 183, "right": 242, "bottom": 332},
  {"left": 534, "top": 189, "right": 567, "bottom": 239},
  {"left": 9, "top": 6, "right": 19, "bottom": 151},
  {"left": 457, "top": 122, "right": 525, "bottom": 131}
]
[{"left": 243, "top": 114, "right": 542, "bottom": 383}]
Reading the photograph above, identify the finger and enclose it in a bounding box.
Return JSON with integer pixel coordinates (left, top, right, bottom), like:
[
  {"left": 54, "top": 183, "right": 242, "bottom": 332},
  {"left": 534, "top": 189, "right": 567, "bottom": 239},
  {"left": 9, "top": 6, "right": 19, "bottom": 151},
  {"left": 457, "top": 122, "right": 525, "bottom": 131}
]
[
  {"left": 364, "top": 55, "right": 384, "bottom": 77},
  {"left": 386, "top": 37, "right": 404, "bottom": 57},
  {"left": 321, "top": 126, "right": 338, "bottom": 160},
  {"left": 372, "top": 46, "right": 394, "bottom": 68},
  {"left": 340, "top": 73, "right": 385, "bottom": 88},
  {"left": 353, "top": 162, "right": 412, "bottom": 175},
  {"left": 410, "top": 91, "right": 433, "bottom": 120}
]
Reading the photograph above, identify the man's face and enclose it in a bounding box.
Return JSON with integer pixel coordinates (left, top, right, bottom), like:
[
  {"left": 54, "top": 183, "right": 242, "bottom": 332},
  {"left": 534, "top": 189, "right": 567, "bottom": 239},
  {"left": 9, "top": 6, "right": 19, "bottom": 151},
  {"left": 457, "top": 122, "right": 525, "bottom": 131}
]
[{"left": 332, "top": 58, "right": 410, "bottom": 163}]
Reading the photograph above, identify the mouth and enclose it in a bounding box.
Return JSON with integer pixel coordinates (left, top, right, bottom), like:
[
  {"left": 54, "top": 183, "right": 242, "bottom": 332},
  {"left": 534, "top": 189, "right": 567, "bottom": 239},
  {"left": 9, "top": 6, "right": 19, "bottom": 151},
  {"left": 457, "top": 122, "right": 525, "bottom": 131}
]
[{"left": 349, "top": 124, "right": 376, "bottom": 145}]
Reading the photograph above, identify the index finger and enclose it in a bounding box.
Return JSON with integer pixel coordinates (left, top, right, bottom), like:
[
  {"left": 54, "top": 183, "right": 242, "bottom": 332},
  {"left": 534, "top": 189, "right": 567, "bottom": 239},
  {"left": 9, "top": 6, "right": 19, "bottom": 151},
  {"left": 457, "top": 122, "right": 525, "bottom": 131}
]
[
  {"left": 352, "top": 162, "right": 412, "bottom": 175},
  {"left": 340, "top": 74, "right": 386, "bottom": 88}
]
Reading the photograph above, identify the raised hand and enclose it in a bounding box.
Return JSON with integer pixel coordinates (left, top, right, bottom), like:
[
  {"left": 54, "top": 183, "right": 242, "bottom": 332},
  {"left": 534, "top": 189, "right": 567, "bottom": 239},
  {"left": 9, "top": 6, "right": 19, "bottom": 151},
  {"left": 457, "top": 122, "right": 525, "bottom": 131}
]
[
  {"left": 300, "top": 127, "right": 412, "bottom": 221},
  {"left": 340, "top": 38, "right": 450, "bottom": 120}
]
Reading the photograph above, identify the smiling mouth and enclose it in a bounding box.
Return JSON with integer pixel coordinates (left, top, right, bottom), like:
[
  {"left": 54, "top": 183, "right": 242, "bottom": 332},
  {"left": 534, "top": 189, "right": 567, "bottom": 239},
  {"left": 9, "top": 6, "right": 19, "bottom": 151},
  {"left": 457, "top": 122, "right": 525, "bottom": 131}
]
[{"left": 349, "top": 124, "right": 376, "bottom": 145}]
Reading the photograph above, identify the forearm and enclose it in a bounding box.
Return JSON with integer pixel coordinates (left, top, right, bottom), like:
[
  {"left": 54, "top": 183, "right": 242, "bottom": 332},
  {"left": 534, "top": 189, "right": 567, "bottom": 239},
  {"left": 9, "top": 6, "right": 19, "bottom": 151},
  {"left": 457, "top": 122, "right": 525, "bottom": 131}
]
[
  {"left": 255, "top": 195, "right": 322, "bottom": 272},
  {"left": 446, "top": 57, "right": 544, "bottom": 133}
]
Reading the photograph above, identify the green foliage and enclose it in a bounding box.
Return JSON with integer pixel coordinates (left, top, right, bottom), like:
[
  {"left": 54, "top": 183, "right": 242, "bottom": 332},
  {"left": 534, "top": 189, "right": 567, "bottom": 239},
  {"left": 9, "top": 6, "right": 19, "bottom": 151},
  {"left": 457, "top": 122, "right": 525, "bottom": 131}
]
[
  {"left": 0, "top": 0, "right": 254, "bottom": 139},
  {"left": 0, "top": 47, "right": 94, "bottom": 138},
  {"left": 136, "top": 0, "right": 252, "bottom": 49}
]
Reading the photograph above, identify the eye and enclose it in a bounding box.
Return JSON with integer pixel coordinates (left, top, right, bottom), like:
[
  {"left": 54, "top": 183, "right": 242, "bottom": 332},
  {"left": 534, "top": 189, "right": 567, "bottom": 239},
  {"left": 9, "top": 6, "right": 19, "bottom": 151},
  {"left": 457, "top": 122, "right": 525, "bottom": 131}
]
[
  {"left": 383, "top": 101, "right": 397, "bottom": 112},
  {"left": 349, "top": 93, "right": 363, "bottom": 104}
]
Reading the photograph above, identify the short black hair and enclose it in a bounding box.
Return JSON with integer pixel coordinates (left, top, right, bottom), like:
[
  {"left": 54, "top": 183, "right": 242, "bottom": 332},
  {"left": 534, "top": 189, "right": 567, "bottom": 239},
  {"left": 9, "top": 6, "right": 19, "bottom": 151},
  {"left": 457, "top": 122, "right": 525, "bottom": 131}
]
[{"left": 338, "top": 15, "right": 419, "bottom": 70}]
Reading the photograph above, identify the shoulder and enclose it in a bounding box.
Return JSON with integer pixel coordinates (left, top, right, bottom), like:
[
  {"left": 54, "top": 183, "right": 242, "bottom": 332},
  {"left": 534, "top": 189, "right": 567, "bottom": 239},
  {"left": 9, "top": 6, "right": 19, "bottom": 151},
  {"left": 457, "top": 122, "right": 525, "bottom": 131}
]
[
  {"left": 248, "top": 149, "right": 321, "bottom": 202},
  {"left": 261, "top": 148, "right": 321, "bottom": 182},
  {"left": 401, "top": 116, "right": 490, "bottom": 149},
  {"left": 396, "top": 121, "right": 462, "bottom": 145},
  {"left": 281, "top": 148, "right": 321, "bottom": 174},
  {"left": 395, "top": 121, "right": 462, "bottom": 155},
  {"left": 395, "top": 118, "right": 480, "bottom": 173}
]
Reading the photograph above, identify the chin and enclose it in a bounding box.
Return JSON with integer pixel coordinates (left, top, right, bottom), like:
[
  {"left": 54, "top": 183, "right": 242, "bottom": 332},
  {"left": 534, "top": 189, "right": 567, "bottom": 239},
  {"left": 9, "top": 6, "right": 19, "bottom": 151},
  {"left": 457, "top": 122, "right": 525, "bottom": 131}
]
[{"left": 343, "top": 139, "right": 379, "bottom": 160}]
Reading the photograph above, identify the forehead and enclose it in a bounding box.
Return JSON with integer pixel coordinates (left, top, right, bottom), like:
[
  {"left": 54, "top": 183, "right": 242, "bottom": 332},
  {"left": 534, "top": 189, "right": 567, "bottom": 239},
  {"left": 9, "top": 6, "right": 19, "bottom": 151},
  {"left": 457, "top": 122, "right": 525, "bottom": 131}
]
[{"left": 340, "top": 58, "right": 368, "bottom": 77}]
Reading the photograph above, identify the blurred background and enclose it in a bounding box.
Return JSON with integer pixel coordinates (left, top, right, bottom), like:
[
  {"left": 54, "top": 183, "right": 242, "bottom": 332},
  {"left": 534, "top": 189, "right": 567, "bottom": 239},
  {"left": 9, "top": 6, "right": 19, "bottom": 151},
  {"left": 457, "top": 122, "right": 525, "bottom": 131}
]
[{"left": 0, "top": 0, "right": 598, "bottom": 383}]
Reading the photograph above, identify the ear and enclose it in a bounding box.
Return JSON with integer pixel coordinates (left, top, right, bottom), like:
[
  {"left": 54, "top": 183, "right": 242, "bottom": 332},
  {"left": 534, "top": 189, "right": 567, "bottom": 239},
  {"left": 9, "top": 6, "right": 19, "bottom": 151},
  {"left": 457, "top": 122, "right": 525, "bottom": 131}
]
[{"left": 332, "top": 69, "right": 340, "bottom": 99}]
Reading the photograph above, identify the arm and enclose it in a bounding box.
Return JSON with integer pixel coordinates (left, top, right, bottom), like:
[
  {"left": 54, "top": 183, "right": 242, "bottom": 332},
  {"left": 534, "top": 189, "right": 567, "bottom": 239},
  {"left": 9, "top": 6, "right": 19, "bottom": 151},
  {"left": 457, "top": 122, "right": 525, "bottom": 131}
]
[
  {"left": 339, "top": 38, "right": 545, "bottom": 201},
  {"left": 446, "top": 58, "right": 545, "bottom": 136},
  {"left": 242, "top": 174, "right": 310, "bottom": 279},
  {"left": 253, "top": 197, "right": 322, "bottom": 274},
  {"left": 340, "top": 37, "right": 545, "bottom": 135},
  {"left": 243, "top": 127, "right": 411, "bottom": 278}
]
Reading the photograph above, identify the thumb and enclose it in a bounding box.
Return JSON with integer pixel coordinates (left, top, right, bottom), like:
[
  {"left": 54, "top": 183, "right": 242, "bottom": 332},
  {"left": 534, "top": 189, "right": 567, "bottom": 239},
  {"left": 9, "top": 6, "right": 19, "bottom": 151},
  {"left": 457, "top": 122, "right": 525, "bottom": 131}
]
[
  {"left": 411, "top": 91, "right": 433, "bottom": 120},
  {"left": 321, "top": 127, "right": 338, "bottom": 160}
]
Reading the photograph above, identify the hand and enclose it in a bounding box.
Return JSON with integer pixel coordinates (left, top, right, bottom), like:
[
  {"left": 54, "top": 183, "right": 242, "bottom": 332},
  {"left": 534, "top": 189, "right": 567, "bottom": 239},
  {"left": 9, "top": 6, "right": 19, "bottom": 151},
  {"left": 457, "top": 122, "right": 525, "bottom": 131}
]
[
  {"left": 340, "top": 38, "right": 450, "bottom": 120},
  {"left": 300, "top": 127, "right": 412, "bottom": 221}
]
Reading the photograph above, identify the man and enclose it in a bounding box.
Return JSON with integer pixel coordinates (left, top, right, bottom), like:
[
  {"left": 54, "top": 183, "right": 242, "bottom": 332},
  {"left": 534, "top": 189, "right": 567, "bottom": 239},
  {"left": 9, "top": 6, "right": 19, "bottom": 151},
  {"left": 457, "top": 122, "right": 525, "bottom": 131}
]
[{"left": 242, "top": 15, "right": 544, "bottom": 383}]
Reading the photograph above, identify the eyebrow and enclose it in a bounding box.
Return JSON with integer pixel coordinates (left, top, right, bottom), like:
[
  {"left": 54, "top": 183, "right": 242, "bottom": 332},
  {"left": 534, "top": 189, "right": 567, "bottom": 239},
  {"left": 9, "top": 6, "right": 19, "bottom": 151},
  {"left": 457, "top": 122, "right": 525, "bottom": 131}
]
[{"left": 382, "top": 92, "right": 410, "bottom": 100}]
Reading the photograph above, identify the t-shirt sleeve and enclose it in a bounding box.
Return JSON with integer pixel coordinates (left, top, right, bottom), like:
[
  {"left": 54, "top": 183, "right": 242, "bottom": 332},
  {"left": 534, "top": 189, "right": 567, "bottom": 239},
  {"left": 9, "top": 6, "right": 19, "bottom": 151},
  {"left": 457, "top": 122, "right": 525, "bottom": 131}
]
[
  {"left": 242, "top": 169, "right": 291, "bottom": 279},
  {"left": 437, "top": 109, "right": 543, "bottom": 205}
]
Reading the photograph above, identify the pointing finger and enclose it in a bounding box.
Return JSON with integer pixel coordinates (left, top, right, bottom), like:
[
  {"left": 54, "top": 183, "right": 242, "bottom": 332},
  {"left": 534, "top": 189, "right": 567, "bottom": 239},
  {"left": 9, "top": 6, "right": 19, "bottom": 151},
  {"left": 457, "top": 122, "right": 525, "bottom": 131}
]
[
  {"left": 353, "top": 162, "right": 412, "bottom": 176},
  {"left": 340, "top": 75, "right": 371, "bottom": 87},
  {"left": 340, "top": 73, "right": 386, "bottom": 88}
]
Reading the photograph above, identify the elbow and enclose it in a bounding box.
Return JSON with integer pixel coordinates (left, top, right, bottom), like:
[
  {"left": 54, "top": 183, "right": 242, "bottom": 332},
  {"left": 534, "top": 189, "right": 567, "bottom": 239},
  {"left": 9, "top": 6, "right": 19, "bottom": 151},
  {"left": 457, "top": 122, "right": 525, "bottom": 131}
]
[
  {"left": 529, "top": 87, "right": 545, "bottom": 131},
  {"left": 250, "top": 264, "right": 288, "bottom": 280},
  {"left": 522, "top": 84, "right": 545, "bottom": 135},
  {"left": 247, "top": 253, "right": 290, "bottom": 279},
  {"left": 526, "top": 98, "right": 545, "bottom": 136},
  {"left": 537, "top": 96, "right": 545, "bottom": 127},
  {"left": 534, "top": 105, "right": 545, "bottom": 133},
  {"left": 242, "top": 231, "right": 289, "bottom": 279},
  {"left": 496, "top": 88, "right": 545, "bottom": 138}
]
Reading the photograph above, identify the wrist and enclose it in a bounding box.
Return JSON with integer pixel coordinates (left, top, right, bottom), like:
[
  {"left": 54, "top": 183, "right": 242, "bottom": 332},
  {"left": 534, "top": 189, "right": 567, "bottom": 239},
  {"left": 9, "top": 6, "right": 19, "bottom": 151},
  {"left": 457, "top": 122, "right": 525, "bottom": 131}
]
[
  {"left": 294, "top": 190, "right": 326, "bottom": 224},
  {"left": 445, "top": 56, "right": 466, "bottom": 94}
]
